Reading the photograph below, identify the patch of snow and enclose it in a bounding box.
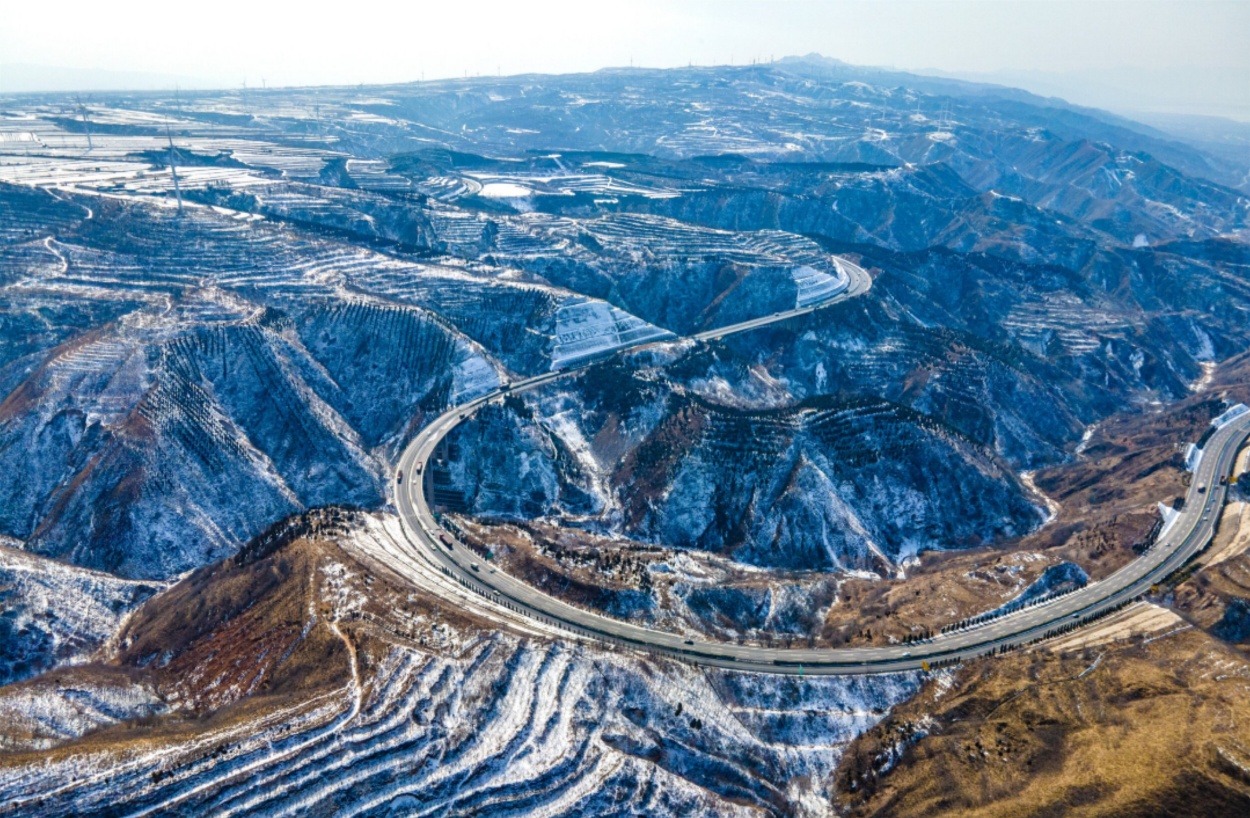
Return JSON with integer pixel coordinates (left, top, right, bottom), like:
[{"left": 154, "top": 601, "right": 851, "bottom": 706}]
[
  {"left": 1212, "top": 404, "right": 1250, "bottom": 430},
  {"left": 1158, "top": 501, "right": 1181, "bottom": 538},
  {"left": 1075, "top": 422, "right": 1099, "bottom": 457},
  {"left": 1019, "top": 470, "right": 1059, "bottom": 526},
  {"left": 1184, "top": 443, "right": 1204, "bottom": 472},
  {"left": 790, "top": 261, "right": 849, "bottom": 308},
  {"left": 451, "top": 346, "right": 502, "bottom": 403},
  {"left": 550, "top": 297, "right": 673, "bottom": 370},
  {"left": 478, "top": 182, "right": 533, "bottom": 199}
]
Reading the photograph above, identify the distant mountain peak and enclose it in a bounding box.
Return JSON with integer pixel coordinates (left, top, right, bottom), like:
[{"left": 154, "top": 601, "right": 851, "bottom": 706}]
[{"left": 778, "top": 53, "right": 850, "bottom": 68}]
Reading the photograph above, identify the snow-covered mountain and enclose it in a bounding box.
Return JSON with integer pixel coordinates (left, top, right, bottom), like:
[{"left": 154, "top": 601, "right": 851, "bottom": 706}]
[
  {"left": 0, "top": 54, "right": 1247, "bottom": 815},
  {"left": 445, "top": 363, "right": 1044, "bottom": 573}
]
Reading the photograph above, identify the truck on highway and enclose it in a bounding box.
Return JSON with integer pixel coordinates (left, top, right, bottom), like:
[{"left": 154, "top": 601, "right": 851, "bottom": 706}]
[
  {"left": 439, "top": 533, "right": 455, "bottom": 551},
  {"left": 396, "top": 470, "right": 403, "bottom": 484}
]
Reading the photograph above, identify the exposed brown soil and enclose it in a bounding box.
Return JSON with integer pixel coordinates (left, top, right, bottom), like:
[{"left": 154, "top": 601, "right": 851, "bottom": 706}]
[
  {"left": 454, "top": 517, "right": 665, "bottom": 596},
  {"left": 614, "top": 398, "right": 706, "bottom": 530},
  {"left": 1168, "top": 508, "right": 1250, "bottom": 643},
  {"left": 821, "top": 549, "right": 1063, "bottom": 645},
  {"left": 835, "top": 628, "right": 1250, "bottom": 817},
  {"left": 1044, "top": 601, "right": 1184, "bottom": 653}
]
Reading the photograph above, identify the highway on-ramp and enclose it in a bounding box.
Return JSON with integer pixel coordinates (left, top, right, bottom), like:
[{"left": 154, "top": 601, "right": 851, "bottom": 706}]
[{"left": 393, "top": 259, "right": 1250, "bottom": 675}]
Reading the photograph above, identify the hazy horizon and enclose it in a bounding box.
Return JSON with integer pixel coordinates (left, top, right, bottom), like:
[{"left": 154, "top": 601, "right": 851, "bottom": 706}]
[{"left": 2, "top": 0, "right": 1248, "bottom": 122}]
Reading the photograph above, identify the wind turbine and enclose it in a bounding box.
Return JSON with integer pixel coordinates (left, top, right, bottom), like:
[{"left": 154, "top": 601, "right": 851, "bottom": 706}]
[
  {"left": 75, "top": 95, "right": 93, "bottom": 151},
  {"left": 165, "top": 123, "right": 183, "bottom": 217}
]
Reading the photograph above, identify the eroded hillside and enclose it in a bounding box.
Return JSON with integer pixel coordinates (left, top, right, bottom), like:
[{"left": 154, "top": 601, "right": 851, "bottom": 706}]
[{"left": 0, "top": 56, "right": 1248, "bottom": 816}]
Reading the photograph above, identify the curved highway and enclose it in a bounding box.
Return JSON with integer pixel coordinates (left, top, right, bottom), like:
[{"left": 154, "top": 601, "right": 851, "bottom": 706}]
[{"left": 394, "top": 259, "right": 1250, "bottom": 675}]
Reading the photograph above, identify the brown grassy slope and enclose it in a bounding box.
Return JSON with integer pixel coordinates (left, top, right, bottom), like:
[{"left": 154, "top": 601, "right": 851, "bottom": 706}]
[
  {"left": 1168, "top": 484, "right": 1250, "bottom": 635},
  {"left": 0, "top": 509, "right": 482, "bottom": 763},
  {"left": 112, "top": 507, "right": 371, "bottom": 713},
  {"left": 835, "top": 629, "right": 1250, "bottom": 818}
]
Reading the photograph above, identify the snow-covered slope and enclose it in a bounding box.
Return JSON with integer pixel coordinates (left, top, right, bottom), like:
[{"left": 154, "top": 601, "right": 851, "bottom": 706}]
[
  {"left": 443, "top": 366, "right": 1044, "bottom": 573},
  {"left": 0, "top": 541, "right": 163, "bottom": 686},
  {"left": 0, "top": 275, "right": 499, "bottom": 578}
]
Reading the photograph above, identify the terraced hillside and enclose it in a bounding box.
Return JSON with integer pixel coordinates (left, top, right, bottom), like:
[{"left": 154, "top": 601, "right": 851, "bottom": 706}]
[
  {"left": 0, "top": 55, "right": 1248, "bottom": 816},
  {"left": 0, "top": 512, "right": 924, "bottom": 816}
]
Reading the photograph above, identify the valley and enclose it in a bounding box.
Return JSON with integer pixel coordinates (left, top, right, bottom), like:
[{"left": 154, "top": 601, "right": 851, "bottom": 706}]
[{"left": 1, "top": 55, "right": 1248, "bottom": 815}]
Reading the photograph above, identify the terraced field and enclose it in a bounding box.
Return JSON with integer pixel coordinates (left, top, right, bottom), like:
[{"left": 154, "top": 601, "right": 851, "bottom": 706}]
[
  {"left": 0, "top": 519, "right": 924, "bottom": 817},
  {"left": 0, "top": 58, "right": 1247, "bottom": 816}
]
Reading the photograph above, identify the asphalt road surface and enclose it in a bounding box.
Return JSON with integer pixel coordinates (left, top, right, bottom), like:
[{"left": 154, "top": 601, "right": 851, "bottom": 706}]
[{"left": 394, "top": 260, "right": 1250, "bottom": 675}]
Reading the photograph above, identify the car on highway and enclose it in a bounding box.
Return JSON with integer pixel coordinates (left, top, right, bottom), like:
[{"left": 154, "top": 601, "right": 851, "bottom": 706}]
[{"left": 396, "top": 470, "right": 403, "bottom": 484}]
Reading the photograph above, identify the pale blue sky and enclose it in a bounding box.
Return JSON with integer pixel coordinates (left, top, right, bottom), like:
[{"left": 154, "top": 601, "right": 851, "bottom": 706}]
[{"left": 3, "top": 0, "right": 1247, "bottom": 119}]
